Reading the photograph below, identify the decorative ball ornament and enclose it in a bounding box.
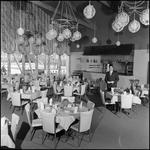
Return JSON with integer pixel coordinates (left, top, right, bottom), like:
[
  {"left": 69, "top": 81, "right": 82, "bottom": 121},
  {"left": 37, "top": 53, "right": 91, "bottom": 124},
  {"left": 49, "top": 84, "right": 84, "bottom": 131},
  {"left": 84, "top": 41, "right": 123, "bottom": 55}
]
[
  {"left": 140, "top": 8, "right": 149, "bottom": 26},
  {"left": 46, "top": 28, "right": 57, "bottom": 40},
  {"left": 36, "top": 38, "right": 42, "bottom": 45},
  {"left": 76, "top": 44, "right": 80, "bottom": 48},
  {"left": 29, "top": 37, "right": 35, "bottom": 44},
  {"left": 57, "top": 33, "right": 64, "bottom": 42},
  {"left": 73, "top": 31, "right": 82, "bottom": 40},
  {"left": 128, "top": 20, "right": 141, "bottom": 33},
  {"left": 70, "top": 36, "right": 76, "bottom": 42},
  {"left": 83, "top": 3, "right": 96, "bottom": 19},
  {"left": 112, "top": 20, "right": 124, "bottom": 32},
  {"left": 115, "top": 11, "right": 130, "bottom": 27},
  {"left": 116, "top": 41, "right": 121, "bottom": 46},
  {"left": 17, "top": 27, "right": 24, "bottom": 35},
  {"left": 62, "top": 28, "right": 72, "bottom": 39},
  {"left": 92, "top": 37, "right": 97, "bottom": 43}
]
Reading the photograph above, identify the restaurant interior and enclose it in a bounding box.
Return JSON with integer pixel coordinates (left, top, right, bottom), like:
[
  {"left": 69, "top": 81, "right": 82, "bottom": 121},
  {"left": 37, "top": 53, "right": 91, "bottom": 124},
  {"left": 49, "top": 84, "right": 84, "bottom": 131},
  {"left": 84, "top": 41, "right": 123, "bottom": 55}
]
[{"left": 1, "top": 1, "right": 149, "bottom": 149}]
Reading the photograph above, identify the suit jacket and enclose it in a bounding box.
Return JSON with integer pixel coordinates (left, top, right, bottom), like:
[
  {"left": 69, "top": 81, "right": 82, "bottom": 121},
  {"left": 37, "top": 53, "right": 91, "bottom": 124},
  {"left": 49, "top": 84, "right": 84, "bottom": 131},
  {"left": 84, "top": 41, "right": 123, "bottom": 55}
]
[{"left": 105, "top": 71, "right": 119, "bottom": 89}]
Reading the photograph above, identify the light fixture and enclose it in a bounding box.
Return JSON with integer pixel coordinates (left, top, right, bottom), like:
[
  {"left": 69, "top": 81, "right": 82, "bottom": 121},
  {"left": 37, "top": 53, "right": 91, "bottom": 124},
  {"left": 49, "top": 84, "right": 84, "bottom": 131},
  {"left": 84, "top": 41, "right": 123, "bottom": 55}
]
[
  {"left": 76, "top": 44, "right": 80, "bottom": 48},
  {"left": 116, "top": 33, "right": 121, "bottom": 46},
  {"left": 92, "top": 21, "right": 97, "bottom": 43},
  {"left": 17, "top": 1, "right": 24, "bottom": 35},
  {"left": 46, "top": 1, "right": 82, "bottom": 42},
  {"left": 83, "top": 1, "right": 96, "bottom": 19},
  {"left": 112, "top": 1, "right": 149, "bottom": 33}
]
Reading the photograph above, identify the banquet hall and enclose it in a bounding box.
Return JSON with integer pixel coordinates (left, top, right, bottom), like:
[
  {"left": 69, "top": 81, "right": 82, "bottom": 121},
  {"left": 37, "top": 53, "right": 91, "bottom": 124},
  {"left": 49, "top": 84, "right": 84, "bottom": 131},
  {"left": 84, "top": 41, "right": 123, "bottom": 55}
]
[{"left": 1, "top": 1, "right": 149, "bottom": 149}]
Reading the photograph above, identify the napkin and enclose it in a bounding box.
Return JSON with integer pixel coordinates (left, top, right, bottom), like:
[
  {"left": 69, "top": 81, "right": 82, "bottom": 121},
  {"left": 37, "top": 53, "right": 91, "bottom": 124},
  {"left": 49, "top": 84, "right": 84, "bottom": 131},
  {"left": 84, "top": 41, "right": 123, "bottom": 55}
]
[
  {"left": 20, "top": 89, "right": 23, "bottom": 94},
  {"left": 74, "top": 107, "right": 78, "bottom": 113},
  {"left": 49, "top": 98, "right": 53, "bottom": 106},
  {"left": 40, "top": 102, "right": 44, "bottom": 110},
  {"left": 51, "top": 108, "right": 56, "bottom": 114}
]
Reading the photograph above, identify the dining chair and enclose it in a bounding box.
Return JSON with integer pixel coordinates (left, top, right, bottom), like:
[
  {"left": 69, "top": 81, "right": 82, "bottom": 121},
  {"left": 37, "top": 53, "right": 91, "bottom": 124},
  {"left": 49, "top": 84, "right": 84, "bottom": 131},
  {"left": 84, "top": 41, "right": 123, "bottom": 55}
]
[
  {"left": 73, "top": 84, "right": 86, "bottom": 102},
  {"left": 25, "top": 103, "right": 42, "bottom": 141},
  {"left": 99, "top": 90, "right": 116, "bottom": 114},
  {"left": 87, "top": 101, "right": 95, "bottom": 110},
  {"left": 64, "top": 85, "right": 73, "bottom": 96},
  {"left": 7, "top": 87, "right": 14, "bottom": 109},
  {"left": 31, "top": 86, "right": 41, "bottom": 92},
  {"left": 41, "top": 89, "right": 48, "bottom": 98},
  {"left": 14, "top": 81, "right": 20, "bottom": 91},
  {"left": 118, "top": 94, "right": 134, "bottom": 118},
  {"left": 69, "top": 109, "right": 94, "bottom": 147},
  {"left": 39, "top": 109, "right": 67, "bottom": 149},
  {"left": 11, "top": 113, "right": 20, "bottom": 142},
  {"left": 61, "top": 96, "right": 75, "bottom": 103},
  {"left": 10, "top": 92, "right": 29, "bottom": 115},
  {"left": 33, "top": 80, "right": 40, "bottom": 87},
  {"left": 99, "top": 81, "right": 107, "bottom": 91},
  {"left": 52, "top": 84, "right": 63, "bottom": 101}
]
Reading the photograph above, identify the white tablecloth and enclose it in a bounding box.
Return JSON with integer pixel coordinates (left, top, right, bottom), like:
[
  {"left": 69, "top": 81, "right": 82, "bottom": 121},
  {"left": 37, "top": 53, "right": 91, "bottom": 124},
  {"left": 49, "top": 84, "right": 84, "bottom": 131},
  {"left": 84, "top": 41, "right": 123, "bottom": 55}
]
[
  {"left": 106, "top": 92, "right": 141, "bottom": 105},
  {"left": 35, "top": 105, "right": 88, "bottom": 131},
  {"left": 141, "top": 89, "right": 149, "bottom": 97},
  {"left": 1, "top": 122, "right": 15, "bottom": 148}
]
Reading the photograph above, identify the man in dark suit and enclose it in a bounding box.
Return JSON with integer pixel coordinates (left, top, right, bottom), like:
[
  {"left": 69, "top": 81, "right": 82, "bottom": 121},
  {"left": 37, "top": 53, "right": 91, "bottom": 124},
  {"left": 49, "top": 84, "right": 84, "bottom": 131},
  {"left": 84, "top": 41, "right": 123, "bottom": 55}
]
[{"left": 105, "top": 64, "right": 119, "bottom": 91}]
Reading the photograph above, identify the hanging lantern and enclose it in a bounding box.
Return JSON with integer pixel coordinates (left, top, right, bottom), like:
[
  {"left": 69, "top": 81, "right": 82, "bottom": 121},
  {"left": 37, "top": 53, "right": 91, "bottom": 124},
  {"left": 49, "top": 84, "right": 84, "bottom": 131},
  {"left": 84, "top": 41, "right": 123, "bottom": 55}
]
[
  {"left": 62, "top": 28, "right": 72, "bottom": 39},
  {"left": 29, "top": 36, "right": 35, "bottom": 44},
  {"left": 17, "top": 27, "right": 24, "bottom": 36},
  {"left": 36, "top": 38, "right": 42, "bottom": 45},
  {"left": 70, "top": 36, "right": 76, "bottom": 42},
  {"left": 115, "top": 11, "right": 130, "bottom": 27},
  {"left": 76, "top": 44, "right": 80, "bottom": 48},
  {"left": 92, "top": 37, "right": 97, "bottom": 43},
  {"left": 57, "top": 33, "right": 64, "bottom": 42},
  {"left": 83, "top": 3, "right": 96, "bottom": 19},
  {"left": 17, "top": 36, "right": 24, "bottom": 45},
  {"left": 73, "top": 31, "right": 82, "bottom": 40},
  {"left": 46, "top": 28, "right": 57, "bottom": 40},
  {"left": 140, "top": 8, "right": 149, "bottom": 26},
  {"left": 128, "top": 20, "right": 141, "bottom": 33},
  {"left": 116, "top": 41, "right": 121, "bottom": 46},
  {"left": 112, "top": 20, "right": 124, "bottom": 32}
]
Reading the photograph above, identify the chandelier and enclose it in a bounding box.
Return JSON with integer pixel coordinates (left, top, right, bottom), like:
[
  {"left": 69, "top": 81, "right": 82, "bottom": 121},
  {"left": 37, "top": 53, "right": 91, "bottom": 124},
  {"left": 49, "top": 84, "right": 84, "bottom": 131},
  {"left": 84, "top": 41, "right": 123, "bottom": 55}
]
[
  {"left": 17, "top": 1, "right": 45, "bottom": 47},
  {"left": 112, "top": 1, "right": 149, "bottom": 33},
  {"left": 46, "top": 1, "right": 82, "bottom": 42}
]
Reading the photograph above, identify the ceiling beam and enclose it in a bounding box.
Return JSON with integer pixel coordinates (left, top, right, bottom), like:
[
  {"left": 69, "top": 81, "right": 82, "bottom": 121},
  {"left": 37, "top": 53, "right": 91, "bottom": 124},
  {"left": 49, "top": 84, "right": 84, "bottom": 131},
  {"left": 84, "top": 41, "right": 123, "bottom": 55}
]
[{"left": 30, "top": 1, "right": 94, "bottom": 30}]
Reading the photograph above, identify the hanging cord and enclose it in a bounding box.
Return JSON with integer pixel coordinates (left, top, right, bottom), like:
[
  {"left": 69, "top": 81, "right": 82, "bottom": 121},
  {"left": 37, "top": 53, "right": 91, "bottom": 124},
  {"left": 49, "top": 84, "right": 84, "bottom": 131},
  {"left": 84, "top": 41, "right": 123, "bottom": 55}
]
[
  {"left": 93, "top": 20, "right": 95, "bottom": 37},
  {"left": 20, "top": 1, "right": 22, "bottom": 28}
]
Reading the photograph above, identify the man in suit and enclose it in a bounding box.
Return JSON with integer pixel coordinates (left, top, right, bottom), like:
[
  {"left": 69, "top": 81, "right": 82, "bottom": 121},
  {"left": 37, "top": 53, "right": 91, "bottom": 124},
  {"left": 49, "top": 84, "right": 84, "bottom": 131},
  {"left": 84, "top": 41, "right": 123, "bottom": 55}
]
[{"left": 105, "top": 64, "right": 119, "bottom": 91}]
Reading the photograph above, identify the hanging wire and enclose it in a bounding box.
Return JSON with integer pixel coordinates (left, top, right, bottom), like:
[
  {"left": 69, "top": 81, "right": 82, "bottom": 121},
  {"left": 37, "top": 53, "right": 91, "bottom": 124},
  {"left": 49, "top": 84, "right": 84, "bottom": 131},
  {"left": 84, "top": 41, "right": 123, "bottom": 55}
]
[
  {"left": 93, "top": 20, "right": 95, "bottom": 37},
  {"left": 20, "top": 1, "right": 21, "bottom": 27}
]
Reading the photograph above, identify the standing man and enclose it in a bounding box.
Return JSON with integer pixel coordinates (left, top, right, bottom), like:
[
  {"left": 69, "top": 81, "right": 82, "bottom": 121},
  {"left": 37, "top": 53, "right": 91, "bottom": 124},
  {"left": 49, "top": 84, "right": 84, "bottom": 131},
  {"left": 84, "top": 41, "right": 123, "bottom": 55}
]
[{"left": 105, "top": 64, "right": 119, "bottom": 91}]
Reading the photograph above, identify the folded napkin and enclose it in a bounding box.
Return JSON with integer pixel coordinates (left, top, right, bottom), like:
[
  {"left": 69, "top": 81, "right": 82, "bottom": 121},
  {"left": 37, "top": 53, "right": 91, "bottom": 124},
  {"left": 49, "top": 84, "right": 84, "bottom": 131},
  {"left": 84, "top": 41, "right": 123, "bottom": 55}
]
[
  {"left": 49, "top": 98, "right": 53, "bottom": 106},
  {"left": 79, "top": 101, "right": 83, "bottom": 108},
  {"left": 74, "top": 107, "right": 78, "bottom": 113},
  {"left": 1, "top": 117, "right": 11, "bottom": 126},
  {"left": 40, "top": 102, "right": 44, "bottom": 110}
]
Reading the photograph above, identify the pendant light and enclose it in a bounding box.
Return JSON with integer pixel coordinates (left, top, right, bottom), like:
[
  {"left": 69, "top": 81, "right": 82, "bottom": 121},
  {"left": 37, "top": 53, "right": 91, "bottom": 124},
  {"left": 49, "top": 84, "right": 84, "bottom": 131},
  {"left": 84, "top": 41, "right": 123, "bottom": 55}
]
[
  {"left": 17, "top": 1, "right": 24, "bottom": 35},
  {"left": 92, "top": 21, "right": 97, "bottom": 43},
  {"left": 116, "top": 33, "right": 121, "bottom": 46}
]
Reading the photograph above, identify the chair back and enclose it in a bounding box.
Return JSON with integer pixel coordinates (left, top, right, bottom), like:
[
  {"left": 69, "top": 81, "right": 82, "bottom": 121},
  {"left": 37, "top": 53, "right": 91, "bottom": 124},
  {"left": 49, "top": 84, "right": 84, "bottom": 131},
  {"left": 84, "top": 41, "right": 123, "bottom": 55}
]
[
  {"left": 80, "top": 84, "right": 86, "bottom": 95},
  {"left": 15, "top": 76, "right": 20, "bottom": 82},
  {"left": 11, "top": 113, "right": 20, "bottom": 141},
  {"left": 121, "top": 94, "right": 133, "bottom": 109},
  {"left": 25, "top": 103, "right": 32, "bottom": 126},
  {"left": 37, "top": 98, "right": 47, "bottom": 108},
  {"left": 64, "top": 85, "right": 73, "bottom": 96},
  {"left": 87, "top": 101, "right": 95, "bottom": 110},
  {"left": 24, "top": 75, "right": 29, "bottom": 83},
  {"left": 99, "top": 81, "right": 107, "bottom": 91},
  {"left": 61, "top": 96, "right": 75, "bottom": 103},
  {"left": 10, "top": 92, "right": 21, "bottom": 106},
  {"left": 33, "top": 80, "right": 40, "bottom": 86},
  {"left": 41, "top": 89, "right": 48, "bottom": 98},
  {"left": 40, "top": 110, "right": 56, "bottom": 134},
  {"left": 15, "top": 82, "right": 20, "bottom": 91},
  {"left": 31, "top": 86, "right": 41, "bottom": 92},
  {"left": 79, "top": 109, "right": 94, "bottom": 132},
  {"left": 52, "top": 84, "right": 57, "bottom": 94}
]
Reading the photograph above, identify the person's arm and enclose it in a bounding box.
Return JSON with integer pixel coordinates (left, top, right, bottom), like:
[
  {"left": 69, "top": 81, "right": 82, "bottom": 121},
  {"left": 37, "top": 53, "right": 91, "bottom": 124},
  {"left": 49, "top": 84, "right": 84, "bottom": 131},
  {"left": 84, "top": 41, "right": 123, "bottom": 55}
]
[{"left": 112, "top": 72, "right": 119, "bottom": 84}]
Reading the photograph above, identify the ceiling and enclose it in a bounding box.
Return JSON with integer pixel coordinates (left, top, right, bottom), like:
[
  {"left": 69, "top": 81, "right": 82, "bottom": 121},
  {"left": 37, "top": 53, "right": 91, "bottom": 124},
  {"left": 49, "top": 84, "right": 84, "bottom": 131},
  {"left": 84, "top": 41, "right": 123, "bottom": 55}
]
[{"left": 30, "top": 1, "right": 120, "bottom": 30}]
